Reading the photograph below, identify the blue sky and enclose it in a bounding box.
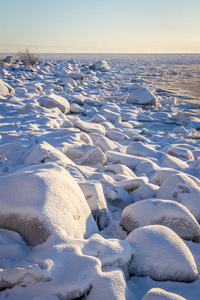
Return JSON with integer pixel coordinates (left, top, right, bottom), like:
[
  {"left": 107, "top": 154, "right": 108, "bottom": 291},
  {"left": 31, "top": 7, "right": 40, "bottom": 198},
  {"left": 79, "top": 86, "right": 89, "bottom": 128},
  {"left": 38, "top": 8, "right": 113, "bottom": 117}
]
[{"left": 0, "top": 0, "right": 200, "bottom": 53}]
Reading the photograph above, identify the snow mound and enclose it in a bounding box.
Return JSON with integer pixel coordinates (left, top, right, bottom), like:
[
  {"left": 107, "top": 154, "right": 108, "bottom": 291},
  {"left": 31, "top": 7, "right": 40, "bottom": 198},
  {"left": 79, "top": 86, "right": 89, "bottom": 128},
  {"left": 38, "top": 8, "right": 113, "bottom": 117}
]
[
  {"left": 90, "top": 60, "right": 110, "bottom": 71},
  {"left": 157, "top": 174, "right": 200, "bottom": 222},
  {"left": 130, "top": 183, "right": 159, "bottom": 202},
  {"left": 39, "top": 94, "right": 70, "bottom": 114},
  {"left": 95, "top": 136, "right": 119, "bottom": 153},
  {"left": 79, "top": 181, "right": 108, "bottom": 230},
  {"left": 116, "top": 177, "right": 148, "bottom": 193},
  {"left": 25, "top": 141, "right": 74, "bottom": 166},
  {"left": 167, "top": 146, "right": 194, "bottom": 160},
  {"left": 127, "top": 142, "right": 161, "bottom": 159},
  {"left": 74, "top": 119, "right": 106, "bottom": 135},
  {"left": 142, "top": 288, "right": 186, "bottom": 300},
  {"left": 106, "top": 129, "right": 130, "bottom": 142},
  {"left": 0, "top": 163, "right": 98, "bottom": 246},
  {"left": 159, "top": 154, "right": 189, "bottom": 170},
  {"left": 106, "top": 151, "right": 153, "bottom": 170},
  {"left": 152, "top": 168, "right": 200, "bottom": 187},
  {"left": 126, "top": 225, "right": 198, "bottom": 282},
  {"left": 105, "top": 164, "right": 136, "bottom": 178},
  {"left": 65, "top": 144, "right": 106, "bottom": 165},
  {"left": 122, "top": 199, "right": 200, "bottom": 241},
  {"left": 68, "top": 72, "right": 85, "bottom": 80},
  {"left": 127, "top": 87, "right": 157, "bottom": 105},
  {"left": 82, "top": 233, "right": 133, "bottom": 278},
  {"left": 70, "top": 103, "right": 86, "bottom": 115},
  {"left": 100, "top": 108, "right": 122, "bottom": 123},
  {"left": 0, "top": 79, "right": 15, "bottom": 95}
]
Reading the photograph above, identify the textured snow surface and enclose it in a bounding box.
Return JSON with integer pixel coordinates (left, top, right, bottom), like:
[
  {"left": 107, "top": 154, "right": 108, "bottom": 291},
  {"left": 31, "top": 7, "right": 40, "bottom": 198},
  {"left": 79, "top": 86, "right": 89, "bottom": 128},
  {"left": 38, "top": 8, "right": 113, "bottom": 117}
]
[
  {"left": 126, "top": 225, "right": 198, "bottom": 282},
  {"left": 122, "top": 199, "right": 200, "bottom": 241},
  {"left": 1, "top": 54, "right": 200, "bottom": 299},
  {"left": 142, "top": 288, "right": 186, "bottom": 300}
]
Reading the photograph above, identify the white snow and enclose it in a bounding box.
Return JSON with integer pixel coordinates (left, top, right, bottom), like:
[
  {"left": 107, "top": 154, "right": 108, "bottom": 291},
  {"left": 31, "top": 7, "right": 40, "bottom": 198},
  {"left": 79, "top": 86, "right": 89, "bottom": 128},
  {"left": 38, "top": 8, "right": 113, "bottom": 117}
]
[
  {"left": 127, "top": 87, "right": 157, "bottom": 105},
  {"left": 1, "top": 54, "right": 200, "bottom": 299},
  {"left": 142, "top": 288, "right": 186, "bottom": 300},
  {"left": 39, "top": 94, "right": 70, "bottom": 114},
  {"left": 126, "top": 225, "right": 198, "bottom": 282},
  {"left": 122, "top": 199, "right": 200, "bottom": 241},
  {"left": 0, "top": 163, "right": 98, "bottom": 245}
]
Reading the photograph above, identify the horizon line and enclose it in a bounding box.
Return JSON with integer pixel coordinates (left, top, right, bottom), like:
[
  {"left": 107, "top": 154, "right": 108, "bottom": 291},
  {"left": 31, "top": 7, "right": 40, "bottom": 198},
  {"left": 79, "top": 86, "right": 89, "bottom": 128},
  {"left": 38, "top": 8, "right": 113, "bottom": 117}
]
[{"left": 1, "top": 52, "right": 200, "bottom": 55}]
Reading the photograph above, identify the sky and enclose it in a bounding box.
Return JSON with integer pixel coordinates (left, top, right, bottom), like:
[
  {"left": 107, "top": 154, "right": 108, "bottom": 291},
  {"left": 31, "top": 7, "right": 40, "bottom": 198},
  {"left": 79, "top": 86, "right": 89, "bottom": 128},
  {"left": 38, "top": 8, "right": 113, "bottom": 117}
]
[{"left": 0, "top": 0, "right": 200, "bottom": 53}]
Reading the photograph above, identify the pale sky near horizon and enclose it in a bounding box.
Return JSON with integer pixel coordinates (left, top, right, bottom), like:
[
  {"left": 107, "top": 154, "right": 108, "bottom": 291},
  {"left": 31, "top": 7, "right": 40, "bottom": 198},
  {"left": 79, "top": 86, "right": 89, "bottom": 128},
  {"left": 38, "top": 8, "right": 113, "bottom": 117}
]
[{"left": 0, "top": 0, "right": 200, "bottom": 53}]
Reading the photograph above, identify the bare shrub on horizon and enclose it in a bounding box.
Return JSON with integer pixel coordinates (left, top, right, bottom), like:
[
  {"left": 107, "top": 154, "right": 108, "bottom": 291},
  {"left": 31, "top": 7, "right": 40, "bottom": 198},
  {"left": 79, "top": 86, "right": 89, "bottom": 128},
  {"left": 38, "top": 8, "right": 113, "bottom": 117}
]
[{"left": 17, "top": 47, "right": 38, "bottom": 67}]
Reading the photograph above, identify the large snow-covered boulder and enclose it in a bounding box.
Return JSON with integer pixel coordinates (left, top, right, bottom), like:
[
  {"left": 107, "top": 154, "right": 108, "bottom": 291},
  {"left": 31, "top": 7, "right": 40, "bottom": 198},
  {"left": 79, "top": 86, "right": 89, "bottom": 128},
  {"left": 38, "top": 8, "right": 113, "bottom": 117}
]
[
  {"left": 0, "top": 79, "right": 15, "bottom": 95},
  {"left": 39, "top": 94, "right": 70, "bottom": 114},
  {"left": 142, "top": 288, "right": 186, "bottom": 300},
  {"left": 126, "top": 225, "right": 198, "bottom": 282},
  {"left": 0, "top": 163, "right": 98, "bottom": 246},
  {"left": 157, "top": 174, "right": 200, "bottom": 222},
  {"left": 127, "top": 88, "right": 157, "bottom": 105},
  {"left": 122, "top": 199, "right": 200, "bottom": 241}
]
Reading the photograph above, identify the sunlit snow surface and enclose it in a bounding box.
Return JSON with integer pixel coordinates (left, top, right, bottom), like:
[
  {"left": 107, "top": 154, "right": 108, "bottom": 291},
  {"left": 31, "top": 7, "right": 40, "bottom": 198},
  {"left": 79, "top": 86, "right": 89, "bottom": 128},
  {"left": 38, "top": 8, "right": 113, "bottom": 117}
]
[{"left": 0, "top": 53, "right": 200, "bottom": 299}]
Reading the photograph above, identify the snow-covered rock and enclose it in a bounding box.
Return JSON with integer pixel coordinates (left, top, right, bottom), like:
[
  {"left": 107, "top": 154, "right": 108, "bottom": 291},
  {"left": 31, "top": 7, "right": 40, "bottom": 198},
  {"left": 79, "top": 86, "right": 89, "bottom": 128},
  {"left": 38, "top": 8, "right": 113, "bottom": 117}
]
[
  {"left": 39, "top": 94, "right": 70, "bottom": 114},
  {"left": 151, "top": 168, "right": 200, "bottom": 187},
  {"left": 95, "top": 136, "right": 119, "bottom": 153},
  {"left": 126, "top": 225, "right": 198, "bottom": 282},
  {"left": 127, "top": 87, "right": 157, "bottom": 105},
  {"left": 106, "top": 130, "right": 130, "bottom": 142},
  {"left": 122, "top": 199, "right": 200, "bottom": 241},
  {"left": 70, "top": 103, "right": 86, "bottom": 115},
  {"left": 157, "top": 173, "right": 200, "bottom": 222},
  {"left": 104, "top": 164, "right": 136, "bottom": 178},
  {"left": 106, "top": 151, "right": 140, "bottom": 169},
  {"left": 159, "top": 154, "right": 189, "bottom": 170},
  {"left": 142, "top": 288, "right": 186, "bottom": 300},
  {"left": 74, "top": 119, "right": 106, "bottom": 135},
  {"left": 100, "top": 108, "right": 122, "bottom": 124},
  {"left": 126, "top": 142, "right": 161, "bottom": 159},
  {"left": 25, "top": 141, "right": 74, "bottom": 166},
  {"left": 79, "top": 181, "right": 108, "bottom": 230},
  {"left": 65, "top": 144, "right": 106, "bottom": 165},
  {"left": 69, "top": 72, "right": 85, "bottom": 80},
  {"left": 90, "top": 60, "right": 110, "bottom": 71},
  {"left": 0, "top": 79, "right": 15, "bottom": 95},
  {"left": 167, "top": 146, "right": 194, "bottom": 160},
  {"left": 0, "top": 163, "right": 98, "bottom": 246},
  {"left": 130, "top": 183, "right": 159, "bottom": 202},
  {"left": 4, "top": 55, "right": 14, "bottom": 63}
]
